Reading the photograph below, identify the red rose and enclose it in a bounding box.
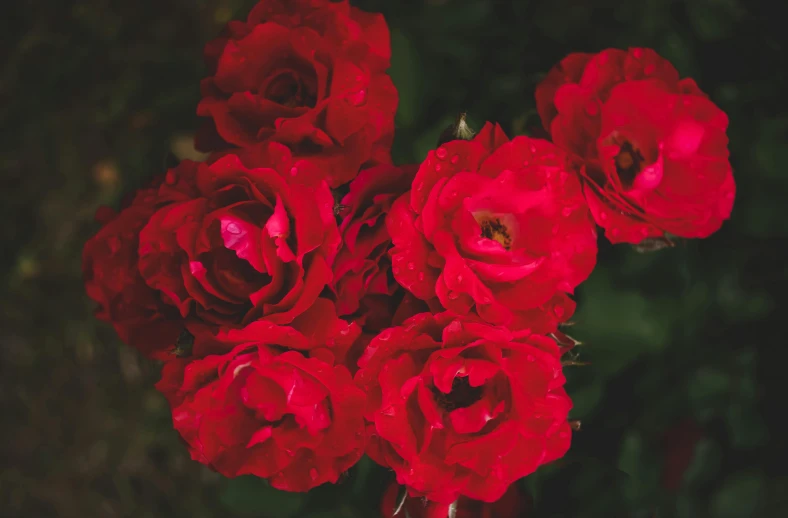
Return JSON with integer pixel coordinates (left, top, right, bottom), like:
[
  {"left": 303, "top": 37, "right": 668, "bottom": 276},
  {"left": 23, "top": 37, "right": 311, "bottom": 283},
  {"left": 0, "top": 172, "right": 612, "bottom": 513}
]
[
  {"left": 356, "top": 313, "right": 572, "bottom": 504},
  {"left": 380, "top": 481, "right": 531, "bottom": 518},
  {"left": 197, "top": 0, "right": 397, "bottom": 188},
  {"left": 156, "top": 320, "right": 366, "bottom": 491},
  {"left": 332, "top": 163, "right": 417, "bottom": 318},
  {"left": 386, "top": 123, "right": 596, "bottom": 332},
  {"left": 536, "top": 48, "right": 734, "bottom": 243},
  {"left": 83, "top": 176, "right": 196, "bottom": 358},
  {"left": 137, "top": 142, "right": 340, "bottom": 331}
]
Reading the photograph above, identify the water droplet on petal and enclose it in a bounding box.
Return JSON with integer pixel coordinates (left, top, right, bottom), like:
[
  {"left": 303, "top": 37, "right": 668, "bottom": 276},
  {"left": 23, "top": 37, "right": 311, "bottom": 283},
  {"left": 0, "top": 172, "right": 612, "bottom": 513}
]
[
  {"left": 450, "top": 154, "right": 460, "bottom": 164},
  {"left": 417, "top": 272, "right": 425, "bottom": 281},
  {"left": 346, "top": 89, "right": 367, "bottom": 106},
  {"left": 527, "top": 355, "right": 535, "bottom": 362},
  {"left": 632, "top": 48, "right": 643, "bottom": 59},
  {"left": 553, "top": 305, "right": 565, "bottom": 318},
  {"left": 435, "top": 163, "right": 442, "bottom": 172},
  {"left": 225, "top": 222, "right": 241, "bottom": 234},
  {"left": 407, "top": 262, "right": 415, "bottom": 270},
  {"left": 562, "top": 207, "right": 572, "bottom": 217},
  {"left": 436, "top": 147, "right": 448, "bottom": 159},
  {"left": 309, "top": 468, "right": 319, "bottom": 481},
  {"left": 457, "top": 274, "right": 463, "bottom": 282},
  {"left": 107, "top": 236, "right": 122, "bottom": 254},
  {"left": 448, "top": 292, "right": 459, "bottom": 300},
  {"left": 530, "top": 144, "right": 537, "bottom": 154},
  {"left": 392, "top": 267, "right": 400, "bottom": 275},
  {"left": 290, "top": 166, "right": 298, "bottom": 176},
  {"left": 415, "top": 181, "right": 424, "bottom": 191},
  {"left": 599, "top": 212, "right": 608, "bottom": 221}
]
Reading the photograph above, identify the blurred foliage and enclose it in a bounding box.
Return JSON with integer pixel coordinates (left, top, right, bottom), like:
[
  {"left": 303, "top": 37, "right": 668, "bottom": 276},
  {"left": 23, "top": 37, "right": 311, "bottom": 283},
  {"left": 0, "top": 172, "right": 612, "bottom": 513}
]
[{"left": 1, "top": 0, "right": 785, "bottom": 517}]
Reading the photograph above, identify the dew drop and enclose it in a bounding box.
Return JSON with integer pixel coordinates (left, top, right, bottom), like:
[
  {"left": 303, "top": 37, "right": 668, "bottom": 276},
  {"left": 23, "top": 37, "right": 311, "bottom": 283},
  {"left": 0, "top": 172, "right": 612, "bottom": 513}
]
[
  {"left": 448, "top": 292, "right": 459, "bottom": 300},
  {"left": 290, "top": 166, "right": 298, "bottom": 176},
  {"left": 562, "top": 207, "right": 572, "bottom": 217},
  {"left": 417, "top": 272, "right": 425, "bottom": 281},
  {"left": 346, "top": 89, "right": 367, "bottom": 106},
  {"left": 436, "top": 147, "right": 448, "bottom": 159},
  {"left": 415, "top": 181, "right": 425, "bottom": 191},
  {"left": 107, "top": 236, "right": 122, "bottom": 254},
  {"left": 392, "top": 267, "right": 400, "bottom": 275},
  {"left": 632, "top": 48, "right": 643, "bottom": 59},
  {"left": 435, "top": 163, "right": 442, "bottom": 172},
  {"left": 225, "top": 222, "right": 241, "bottom": 234},
  {"left": 450, "top": 154, "right": 460, "bottom": 164},
  {"left": 407, "top": 262, "right": 415, "bottom": 270},
  {"left": 599, "top": 212, "right": 608, "bottom": 221},
  {"left": 553, "top": 305, "right": 565, "bottom": 318},
  {"left": 457, "top": 274, "right": 463, "bottom": 282},
  {"left": 309, "top": 468, "right": 319, "bottom": 481}
]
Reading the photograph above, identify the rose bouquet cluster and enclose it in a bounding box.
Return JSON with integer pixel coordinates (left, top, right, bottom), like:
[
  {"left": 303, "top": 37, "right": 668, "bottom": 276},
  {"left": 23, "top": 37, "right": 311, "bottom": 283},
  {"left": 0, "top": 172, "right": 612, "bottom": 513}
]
[{"left": 82, "top": 0, "right": 734, "bottom": 516}]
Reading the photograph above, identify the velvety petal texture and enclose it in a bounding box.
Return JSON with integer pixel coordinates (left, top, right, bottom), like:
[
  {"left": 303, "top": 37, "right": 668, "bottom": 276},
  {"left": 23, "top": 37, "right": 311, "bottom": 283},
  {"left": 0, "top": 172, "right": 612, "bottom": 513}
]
[
  {"left": 386, "top": 123, "right": 597, "bottom": 332},
  {"left": 535, "top": 47, "right": 734, "bottom": 243},
  {"left": 82, "top": 176, "right": 197, "bottom": 359},
  {"left": 137, "top": 142, "right": 340, "bottom": 331},
  {"left": 332, "top": 163, "right": 417, "bottom": 318},
  {"left": 156, "top": 321, "right": 366, "bottom": 491},
  {"left": 356, "top": 313, "right": 572, "bottom": 504},
  {"left": 196, "top": 0, "right": 398, "bottom": 187}
]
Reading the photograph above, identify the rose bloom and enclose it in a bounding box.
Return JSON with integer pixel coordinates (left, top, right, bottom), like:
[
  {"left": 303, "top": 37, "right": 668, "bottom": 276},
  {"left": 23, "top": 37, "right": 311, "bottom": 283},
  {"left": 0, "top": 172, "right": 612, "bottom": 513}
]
[
  {"left": 536, "top": 47, "right": 735, "bottom": 243},
  {"left": 137, "top": 142, "right": 340, "bottom": 334},
  {"left": 356, "top": 313, "right": 572, "bottom": 503},
  {"left": 380, "top": 481, "right": 530, "bottom": 518},
  {"left": 156, "top": 311, "right": 365, "bottom": 491},
  {"left": 386, "top": 123, "right": 597, "bottom": 332},
  {"left": 332, "top": 163, "right": 417, "bottom": 318},
  {"left": 196, "top": 0, "right": 397, "bottom": 187},
  {"left": 83, "top": 175, "right": 197, "bottom": 358}
]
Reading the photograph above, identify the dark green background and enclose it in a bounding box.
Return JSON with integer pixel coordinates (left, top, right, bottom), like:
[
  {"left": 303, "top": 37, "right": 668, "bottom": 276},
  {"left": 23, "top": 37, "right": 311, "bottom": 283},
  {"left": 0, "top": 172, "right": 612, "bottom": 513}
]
[{"left": 1, "top": 0, "right": 784, "bottom": 516}]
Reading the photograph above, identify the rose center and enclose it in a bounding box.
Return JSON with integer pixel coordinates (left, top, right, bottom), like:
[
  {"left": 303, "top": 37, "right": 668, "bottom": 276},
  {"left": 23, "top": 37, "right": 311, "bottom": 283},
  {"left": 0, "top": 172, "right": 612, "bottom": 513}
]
[
  {"left": 432, "top": 376, "right": 484, "bottom": 412},
  {"left": 480, "top": 217, "right": 512, "bottom": 250},
  {"left": 614, "top": 141, "right": 644, "bottom": 189},
  {"left": 263, "top": 70, "right": 317, "bottom": 109}
]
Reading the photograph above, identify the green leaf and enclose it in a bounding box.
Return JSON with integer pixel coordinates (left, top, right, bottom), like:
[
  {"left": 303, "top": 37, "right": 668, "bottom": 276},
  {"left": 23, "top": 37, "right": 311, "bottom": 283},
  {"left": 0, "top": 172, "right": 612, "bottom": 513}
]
[
  {"left": 710, "top": 471, "right": 765, "bottom": 518},
  {"left": 683, "top": 439, "right": 723, "bottom": 487},
  {"left": 688, "top": 366, "right": 730, "bottom": 420},
  {"left": 389, "top": 29, "right": 423, "bottom": 129},
  {"left": 220, "top": 476, "right": 306, "bottom": 518}
]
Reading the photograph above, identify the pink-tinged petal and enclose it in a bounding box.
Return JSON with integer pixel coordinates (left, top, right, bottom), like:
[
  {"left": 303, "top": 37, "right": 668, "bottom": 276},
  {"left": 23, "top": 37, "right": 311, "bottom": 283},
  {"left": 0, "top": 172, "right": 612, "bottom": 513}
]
[
  {"left": 449, "top": 398, "right": 505, "bottom": 434},
  {"left": 265, "top": 194, "right": 290, "bottom": 238},
  {"left": 246, "top": 426, "right": 274, "bottom": 448}
]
